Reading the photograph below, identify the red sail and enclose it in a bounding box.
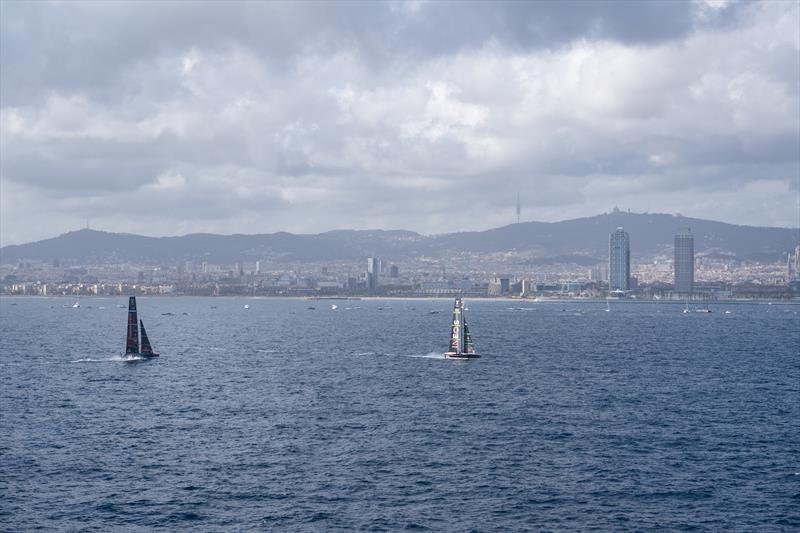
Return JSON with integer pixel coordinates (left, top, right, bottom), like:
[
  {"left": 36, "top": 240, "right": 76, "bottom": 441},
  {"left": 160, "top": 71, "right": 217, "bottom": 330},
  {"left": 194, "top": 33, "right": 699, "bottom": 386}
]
[{"left": 125, "top": 296, "right": 139, "bottom": 354}]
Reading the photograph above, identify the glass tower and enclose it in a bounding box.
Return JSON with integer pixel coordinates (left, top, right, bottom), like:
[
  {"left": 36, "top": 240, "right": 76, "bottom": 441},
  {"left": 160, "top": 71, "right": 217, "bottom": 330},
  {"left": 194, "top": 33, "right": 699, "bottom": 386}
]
[
  {"left": 367, "top": 257, "right": 379, "bottom": 290},
  {"left": 674, "top": 229, "right": 694, "bottom": 294},
  {"left": 609, "top": 227, "right": 630, "bottom": 291}
]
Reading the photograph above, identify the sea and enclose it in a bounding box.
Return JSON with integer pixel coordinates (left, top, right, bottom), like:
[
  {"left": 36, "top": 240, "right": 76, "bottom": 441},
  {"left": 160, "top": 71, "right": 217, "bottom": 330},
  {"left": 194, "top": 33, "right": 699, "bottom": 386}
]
[{"left": 1, "top": 296, "right": 798, "bottom": 531}]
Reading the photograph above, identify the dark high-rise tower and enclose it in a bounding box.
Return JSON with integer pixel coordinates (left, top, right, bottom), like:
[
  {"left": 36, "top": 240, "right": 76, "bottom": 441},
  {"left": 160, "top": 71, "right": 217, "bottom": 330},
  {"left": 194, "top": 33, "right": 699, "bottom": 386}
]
[
  {"left": 674, "top": 229, "right": 694, "bottom": 294},
  {"left": 609, "top": 227, "right": 630, "bottom": 291},
  {"left": 366, "top": 257, "right": 379, "bottom": 290}
]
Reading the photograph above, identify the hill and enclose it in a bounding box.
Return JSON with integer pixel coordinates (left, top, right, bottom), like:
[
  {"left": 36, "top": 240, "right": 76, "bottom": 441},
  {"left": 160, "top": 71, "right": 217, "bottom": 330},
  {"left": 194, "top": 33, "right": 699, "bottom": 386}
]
[{"left": 1, "top": 212, "right": 797, "bottom": 265}]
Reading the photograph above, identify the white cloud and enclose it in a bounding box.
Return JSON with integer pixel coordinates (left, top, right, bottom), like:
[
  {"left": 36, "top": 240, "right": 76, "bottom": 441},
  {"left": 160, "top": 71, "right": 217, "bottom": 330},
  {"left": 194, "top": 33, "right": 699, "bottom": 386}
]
[{"left": 0, "top": 0, "right": 798, "bottom": 244}]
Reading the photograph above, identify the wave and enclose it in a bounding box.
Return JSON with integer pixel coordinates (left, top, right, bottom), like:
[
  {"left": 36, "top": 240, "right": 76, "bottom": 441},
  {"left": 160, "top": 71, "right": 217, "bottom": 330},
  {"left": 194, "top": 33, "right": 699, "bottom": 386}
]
[
  {"left": 70, "top": 354, "right": 145, "bottom": 363},
  {"left": 405, "top": 352, "right": 445, "bottom": 359}
]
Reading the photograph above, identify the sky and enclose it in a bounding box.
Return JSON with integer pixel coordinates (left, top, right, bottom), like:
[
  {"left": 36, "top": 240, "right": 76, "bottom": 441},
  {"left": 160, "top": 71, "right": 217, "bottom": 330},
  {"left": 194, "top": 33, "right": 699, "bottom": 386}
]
[{"left": 1, "top": 0, "right": 799, "bottom": 245}]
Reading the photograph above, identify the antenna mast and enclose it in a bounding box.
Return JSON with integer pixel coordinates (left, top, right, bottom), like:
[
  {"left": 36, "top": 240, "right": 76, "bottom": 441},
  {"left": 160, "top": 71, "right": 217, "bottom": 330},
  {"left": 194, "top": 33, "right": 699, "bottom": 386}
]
[{"left": 516, "top": 193, "right": 521, "bottom": 224}]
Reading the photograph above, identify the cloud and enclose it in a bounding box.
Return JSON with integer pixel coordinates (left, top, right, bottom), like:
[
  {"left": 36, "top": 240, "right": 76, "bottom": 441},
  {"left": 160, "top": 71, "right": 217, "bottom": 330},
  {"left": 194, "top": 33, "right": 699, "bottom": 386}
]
[{"left": 0, "top": 0, "right": 798, "bottom": 245}]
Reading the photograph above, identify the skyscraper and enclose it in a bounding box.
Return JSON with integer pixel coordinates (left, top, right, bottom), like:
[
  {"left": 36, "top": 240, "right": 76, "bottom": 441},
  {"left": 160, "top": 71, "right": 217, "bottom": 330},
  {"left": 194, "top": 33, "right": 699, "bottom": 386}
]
[
  {"left": 367, "top": 257, "right": 379, "bottom": 290},
  {"left": 674, "top": 229, "right": 694, "bottom": 294},
  {"left": 609, "top": 227, "right": 630, "bottom": 291},
  {"left": 795, "top": 244, "right": 800, "bottom": 280}
]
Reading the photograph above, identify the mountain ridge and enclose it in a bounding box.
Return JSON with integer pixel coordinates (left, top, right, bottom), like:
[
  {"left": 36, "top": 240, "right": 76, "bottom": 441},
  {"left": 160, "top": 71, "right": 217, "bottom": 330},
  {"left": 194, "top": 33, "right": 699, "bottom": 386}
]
[{"left": 2, "top": 212, "right": 797, "bottom": 265}]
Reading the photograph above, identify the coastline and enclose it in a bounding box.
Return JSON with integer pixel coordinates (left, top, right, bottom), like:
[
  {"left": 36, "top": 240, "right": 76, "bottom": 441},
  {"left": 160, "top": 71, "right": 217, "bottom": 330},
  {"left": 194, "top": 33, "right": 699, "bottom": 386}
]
[{"left": 2, "top": 294, "right": 799, "bottom": 304}]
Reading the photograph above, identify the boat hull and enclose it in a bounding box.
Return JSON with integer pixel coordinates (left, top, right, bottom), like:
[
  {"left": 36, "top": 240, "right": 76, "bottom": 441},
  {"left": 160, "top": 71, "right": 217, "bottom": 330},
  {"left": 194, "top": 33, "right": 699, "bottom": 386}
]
[
  {"left": 123, "top": 352, "right": 159, "bottom": 360},
  {"left": 443, "top": 352, "right": 480, "bottom": 359}
]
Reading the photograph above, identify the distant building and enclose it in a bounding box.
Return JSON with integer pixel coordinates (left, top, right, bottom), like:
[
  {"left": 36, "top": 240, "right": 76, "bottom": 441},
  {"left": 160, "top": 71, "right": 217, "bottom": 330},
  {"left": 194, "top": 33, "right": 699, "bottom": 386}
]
[
  {"left": 367, "top": 257, "right": 379, "bottom": 290},
  {"left": 794, "top": 244, "right": 800, "bottom": 280},
  {"left": 589, "top": 264, "right": 609, "bottom": 283},
  {"left": 609, "top": 227, "right": 630, "bottom": 291},
  {"left": 521, "top": 279, "right": 534, "bottom": 296},
  {"left": 389, "top": 264, "right": 399, "bottom": 279},
  {"left": 674, "top": 228, "right": 694, "bottom": 294},
  {"left": 561, "top": 281, "right": 585, "bottom": 293},
  {"left": 796, "top": 244, "right": 800, "bottom": 272},
  {"left": 488, "top": 277, "right": 510, "bottom": 296}
]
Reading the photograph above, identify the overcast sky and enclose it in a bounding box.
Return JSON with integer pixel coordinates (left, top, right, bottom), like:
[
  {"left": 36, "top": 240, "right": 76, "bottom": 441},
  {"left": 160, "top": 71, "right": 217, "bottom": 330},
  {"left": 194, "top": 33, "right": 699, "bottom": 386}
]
[{"left": 1, "top": 0, "right": 798, "bottom": 245}]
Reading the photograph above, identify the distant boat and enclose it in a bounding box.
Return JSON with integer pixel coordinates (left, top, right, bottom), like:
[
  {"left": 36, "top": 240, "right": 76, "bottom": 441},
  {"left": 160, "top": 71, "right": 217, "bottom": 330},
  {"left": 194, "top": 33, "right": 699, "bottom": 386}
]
[
  {"left": 605, "top": 300, "right": 611, "bottom": 312},
  {"left": 244, "top": 304, "right": 250, "bottom": 309},
  {"left": 443, "top": 298, "right": 480, "bottom": 359},
  {"left": 124, "top": 296, "right": 159, "bottom": 359},
  {"left": 331, "top": 304, "right": 338, "bottom": 310},
  {"left": 696, "top": 299, "right": 712, "bottom": 313},
  {"left": 683, "top": 300, "right": 690, "bottom": 314},
  {"left": 724, "top": 310, "right": 732, "bottom": 314},
  {"left": 72, "top": 299, "right": 80, "bottom": 308}
]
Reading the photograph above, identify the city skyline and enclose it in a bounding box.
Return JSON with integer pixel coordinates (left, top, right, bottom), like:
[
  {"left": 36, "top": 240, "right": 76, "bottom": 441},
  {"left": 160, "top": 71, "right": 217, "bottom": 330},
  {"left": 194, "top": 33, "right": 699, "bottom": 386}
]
[
  {"left": 4, "top": 210, "right": 797, "bottom": 299},
  {"left": 2, "top": 1, "right": 799, "bottom": 246}
]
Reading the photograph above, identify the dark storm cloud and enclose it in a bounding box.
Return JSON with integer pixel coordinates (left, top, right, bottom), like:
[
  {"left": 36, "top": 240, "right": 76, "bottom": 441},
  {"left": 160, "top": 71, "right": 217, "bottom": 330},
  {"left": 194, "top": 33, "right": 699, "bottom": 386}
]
[
  {"left": 1, "top": 0, "right": 798, "bottom": 245},
  {"left": 0, "top": 0, "right": 719, "bottom": 106}
]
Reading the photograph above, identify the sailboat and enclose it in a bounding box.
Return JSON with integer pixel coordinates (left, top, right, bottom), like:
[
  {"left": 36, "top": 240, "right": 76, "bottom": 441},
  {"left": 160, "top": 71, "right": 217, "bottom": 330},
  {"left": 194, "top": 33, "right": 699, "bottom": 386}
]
[
  {"left": 124, "top": 296, "right": 159, "bottom": 358},
  {"left": 72, "top": 299, "right": 80, "bottom": 308},
  {"left": 443, "top": 297, "right": 480, "bottom": 359},
  {"left": 683, "top": 300, "right": 690, "bottom": 314},
  {"left": 605, "top": 300, "right": 611, "bottom": 312},
  {"left": 696, "top": 300, "right": 712, "bottom": 313}
]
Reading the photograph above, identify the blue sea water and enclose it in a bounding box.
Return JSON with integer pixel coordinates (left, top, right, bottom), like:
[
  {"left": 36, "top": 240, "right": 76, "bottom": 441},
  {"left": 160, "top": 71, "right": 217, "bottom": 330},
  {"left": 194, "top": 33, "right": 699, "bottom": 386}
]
[{"left": 1, "top": 297, "right": 798, "bottom": 531}]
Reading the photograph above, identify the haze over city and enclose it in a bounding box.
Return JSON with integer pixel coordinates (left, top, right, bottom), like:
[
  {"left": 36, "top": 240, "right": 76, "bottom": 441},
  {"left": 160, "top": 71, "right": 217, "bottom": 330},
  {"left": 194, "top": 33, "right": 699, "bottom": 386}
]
[{"left": 1, "top": 0, "right": 799, "bottom": 247}]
